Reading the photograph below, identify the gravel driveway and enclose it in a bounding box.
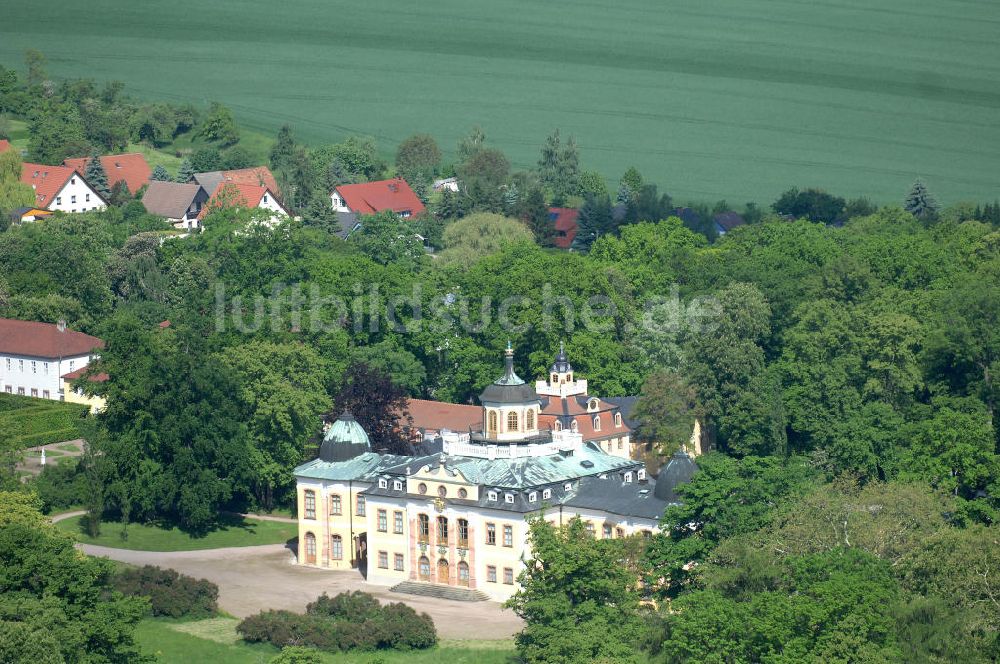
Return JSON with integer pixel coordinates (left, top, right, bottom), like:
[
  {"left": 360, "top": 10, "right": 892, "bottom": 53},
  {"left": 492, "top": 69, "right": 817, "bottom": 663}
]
[{"left": 80, "top": 542, "right": 524, "bottom": 640}]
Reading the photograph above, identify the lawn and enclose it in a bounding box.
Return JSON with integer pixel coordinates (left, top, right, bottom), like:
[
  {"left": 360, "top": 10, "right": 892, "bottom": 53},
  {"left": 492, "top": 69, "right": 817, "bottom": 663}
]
[
  {"left": 135, "top": 617, "right": 517, "bottom": 664},
  {"left": 0, "top": 392, "right": 87, "bottom": 448},
  {"left": 2, "top": 0, "right": 998, "bottom": 206},
  {"left": 56, "top": 514, "right": 298, "bottom": 551}
]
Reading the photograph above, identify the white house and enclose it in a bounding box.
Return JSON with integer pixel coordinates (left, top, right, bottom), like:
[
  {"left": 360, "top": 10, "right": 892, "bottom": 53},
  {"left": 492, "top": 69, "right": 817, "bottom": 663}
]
[
  {"left": 141, "top": 181, "right": 210, "bottom": 230},
  {"left": 199, "top": 182, "right": 290, "bottom": 227},
  {"left": 0, "top": 318, "right": 104, "bottom": 401},
  {"left": 20, "top": 163, "right": 107, "bottom": 214}
]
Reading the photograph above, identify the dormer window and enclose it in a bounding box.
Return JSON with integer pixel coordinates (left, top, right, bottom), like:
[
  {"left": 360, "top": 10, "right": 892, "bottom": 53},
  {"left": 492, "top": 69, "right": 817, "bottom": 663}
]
[
  {"left": 571, "top": 421, "right": 578, "bottom": 433},
  {"left": 528, "top": 492, "right": 537, "bottom": 503},
  {"left": 393, "top": 480, "right": 402, "bottom": 491},
  {"left": 624, "top": 472, "right": 633, "bottom": 483},
  {"left": 593, "top": 415, "right": 601, "bottom": 431},
  {"left": 378, "top": 478, "right": 387, "bottom": 489},
  {"left": 564, "top": 482, "right": 571, "bottom": 491},
  {"left": 554, "top": 421, "right": 562, "bottom": 432},
  {"left": 638, "top": 469, "right": 646, "bottom": 481},
  {"left": 542, "top": 488, "right": 551, "bottom": 499},
  {"left": 488, "top": 491, "right": 498, "bottom": 501},
  {"left": 504, "top": 493, "right": 514, "bottom": 504},
  {"left": 588, "top": 398, "right": 599, "bottom": 411},
  {"left": 615, "top": 413, "right": 622, "bottom": 427}
]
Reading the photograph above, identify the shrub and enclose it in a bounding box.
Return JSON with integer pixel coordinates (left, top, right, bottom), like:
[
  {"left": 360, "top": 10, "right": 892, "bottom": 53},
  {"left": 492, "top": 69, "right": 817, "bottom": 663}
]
[
  {"left": 32, "top": 459, "right": 86, "bottom": 513},
  {"left": 237, "top": 593, "right": 437, "bottom": 653},
  {"left": 113, "top": 565, "right": 218, "bottom": 618},
  {"left": 269, "top": 646, "right": 324, "bottom": 664}
]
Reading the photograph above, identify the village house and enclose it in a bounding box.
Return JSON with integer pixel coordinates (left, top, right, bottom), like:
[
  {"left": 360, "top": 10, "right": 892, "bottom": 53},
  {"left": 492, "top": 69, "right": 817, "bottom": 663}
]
[
  {"left": 192, "top": 166, "right": 281, "bottom": 197},
  {"left": 19, "top": 163, "right": 107, "bottom": 214},
  {"left": 548, "top": 207, "right": 579, "bottom": 249},
  {"left": 295, "top": 346, "right": 697, "bottom": 602},
  {"left": 0, "top": 318, "right": 104, "bottom": 401},
  {"left": 61, "top": 365, "right": 108, "bottom": 413},
  {"left": 141, "top": 181, "right": 210, "bottom": 230},
  {"left": 198, "top": 182, "right": 289, "bottom": 225},
  {"left": 63, "top": 153, "right": 152, "bottom": 195},
  {"left": 331, "top": 178, "right": 425, "bottom": 218},
  {"left": 713, "top": 210, "right": 746, "bottom": 235}
]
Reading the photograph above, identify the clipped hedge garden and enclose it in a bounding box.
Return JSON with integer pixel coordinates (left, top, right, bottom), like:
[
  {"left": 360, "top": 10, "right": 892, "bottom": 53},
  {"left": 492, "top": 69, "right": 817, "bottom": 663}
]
[{"left": 237, "top": 591, "right": 437, "bottom": 653}]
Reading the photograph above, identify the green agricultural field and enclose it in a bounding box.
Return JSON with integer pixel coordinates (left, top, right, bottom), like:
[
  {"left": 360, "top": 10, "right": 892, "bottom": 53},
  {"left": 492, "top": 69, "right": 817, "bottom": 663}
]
[
  {"left": 1, "top": 0, "right": 998, "bottom": 205},
  {"left": 136, "top": 617, "right": 517, "bottom": 664},
  {"left": 56, "top": 514, "right": 298, "bottom": 551}
]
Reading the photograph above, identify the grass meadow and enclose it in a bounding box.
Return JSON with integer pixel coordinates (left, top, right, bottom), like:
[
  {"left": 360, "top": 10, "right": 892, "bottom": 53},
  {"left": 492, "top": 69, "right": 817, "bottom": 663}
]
[
  {"left": 1, "top": 0, "right": 999, "bottom": 205},
  {"left": 136, "top": 617, "right": 517, "bottom": 664},
  {"left": 56, "top": 513, "right": 298, "bottom": 551}
]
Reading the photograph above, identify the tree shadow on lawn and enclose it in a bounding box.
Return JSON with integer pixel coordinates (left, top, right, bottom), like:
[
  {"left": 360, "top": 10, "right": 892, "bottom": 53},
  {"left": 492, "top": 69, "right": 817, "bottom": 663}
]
[{"left": 78, "top": 511, "right": 262, "bottom": 540}]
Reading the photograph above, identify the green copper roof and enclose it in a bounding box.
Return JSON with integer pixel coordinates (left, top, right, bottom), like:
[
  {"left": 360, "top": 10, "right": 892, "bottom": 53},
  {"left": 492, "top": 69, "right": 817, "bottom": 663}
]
[
  {"left": 294, "top": 452, "right": 411, "bottom": 482},
  {"left": 318, "top": 412, "right": 371, "bottom": 462}
]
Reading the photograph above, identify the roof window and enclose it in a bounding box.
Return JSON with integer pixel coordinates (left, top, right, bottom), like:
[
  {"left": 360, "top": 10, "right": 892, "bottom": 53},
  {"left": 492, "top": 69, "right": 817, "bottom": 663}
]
[
  {"left": 505, "top": 493, "right": 514, "bottom": 504},
  {"left": 378, "top": 478, "right": 387, "bottom": 489},
  {"left": 488, "top": 491, "right": 498, "bottom": 501}
]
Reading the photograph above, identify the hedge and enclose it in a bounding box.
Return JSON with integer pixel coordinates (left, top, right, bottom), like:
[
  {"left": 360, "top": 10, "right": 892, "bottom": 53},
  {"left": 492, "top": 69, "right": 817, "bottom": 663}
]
[
  {"left": 237, "top": 592, "right": 437, "bottom": 653},
  {"left": 113, "top": 565, "right": 219, "bottom": 618}
]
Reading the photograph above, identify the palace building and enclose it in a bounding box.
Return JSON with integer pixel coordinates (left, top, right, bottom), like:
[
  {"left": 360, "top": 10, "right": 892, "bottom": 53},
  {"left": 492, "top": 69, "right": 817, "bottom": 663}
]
[{"left": 294, "top": 345, "right": 697, "bottom": 602}]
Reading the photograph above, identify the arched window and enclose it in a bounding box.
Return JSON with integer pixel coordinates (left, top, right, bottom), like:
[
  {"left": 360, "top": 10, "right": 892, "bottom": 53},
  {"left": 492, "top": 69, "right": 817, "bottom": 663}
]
[
  {"left": 526, "top": 409, "right": 535, "bottom": 429},
  {"left": 331, "top": 535, "right": 343, "bottom": 560},
  {"left": 418, "top": 556, "right": 430, "bottom": 580},
  {"left": 437, "top": 516, "right": 449, "bottom": 544},
  {"left": 330, "top": 494, "right": 342, "bottom": 515},
  {"left": 303, "top": 532, "right": 316, "bottom": 564},
  {"left": 571, "top": 420, "right": 578, "bottom": 433},
  {"left": 303, "top": 490, "right": 316, "bottom": 519},
  {"left": 593, "top": 415, "right": 601, "bottom": 431},
  {"left": 554, "top": 420, "right": 562, "bottom": 431},
  {"left": 551, "top": 373, "right": 557, "bottom": 383},
  {"left": 418, "top": 514, "right": 430, "bottom": 543},
  {"left": 507, "top": 411, "right": 518, "bottom": 431},
  {"left": 588, "top": 398, "right": 598, "bottom": 411},
  {"left": 437, "top": 558, "right": 450, "bottom": 584},
  {"left": 488, "top": 410, "right": 497, "bottom": 434},
  {"left": 615, "top": 412, "right": 622, "bottom": 427},
  {"left": 458, "top": 561, "right": 470, "bottom": 587},
  {"left": 457, "top": 518, "right": 469, "bottom": 547}
]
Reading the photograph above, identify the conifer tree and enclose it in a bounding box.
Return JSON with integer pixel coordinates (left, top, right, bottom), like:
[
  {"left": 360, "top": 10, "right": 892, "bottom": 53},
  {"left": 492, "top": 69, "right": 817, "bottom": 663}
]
[
  {"left": 84, "top": 151, "right": 110, "bottom": 199},
  {"left": 573, "top": 194, "right": 613, "bottom": 252},
  {"left": 176, "top": 158, "right": 194, "bottom": 183},
  {"left": 520, "top": 187, "right": 555, "bottom": 247},
  {"left": 150, "top": 165, "right": 170, "bottom": 181},
  {"left": 904, "top": 179, "right": 939, "bottom": 220}
]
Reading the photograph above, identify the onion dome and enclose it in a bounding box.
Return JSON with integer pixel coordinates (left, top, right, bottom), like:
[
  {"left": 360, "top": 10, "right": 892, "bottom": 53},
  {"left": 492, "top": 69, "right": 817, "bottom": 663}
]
[
  {"left": 479, "top": 342, "right": 540, "bottom": 405},
  {"left": 319, "top": 411, "right": 371, "bottom": 462},
  {"left": 550, "top": 341, "right": 573, "bottom": 374}
]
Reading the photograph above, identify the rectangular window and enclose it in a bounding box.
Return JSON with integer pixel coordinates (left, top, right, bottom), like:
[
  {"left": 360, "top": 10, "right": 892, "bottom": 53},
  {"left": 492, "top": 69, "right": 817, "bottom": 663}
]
[
  {"left": 503, "top": 567, "right": 514, "bottom": 585},
  {"left": 378, "top": 551, "right": 388, "bottom": 569},
  {"left": 43, "top": 362, "right": 48, "bottom": 374},
  {"left": 586, "top": 522, "right": 595, "bottom": 537},
  {"left": 377, "top": 509, "right": 387, "bottom": 532},
  {"left": 331, "top": 536, "right": 343, "bottom": 560},
  {"left": 304, "top": 491, "right": 316, "bottom": 519},
  {"left": 30, "top": 388, "right": 38, "bottom": 397},
  {"left": 487, "top": 565, "right": 497, "bottom": 583},
  {"left": 603, "top": 525, "right": 613, "bottom": 539},
  {"left": 458, "top": 519, "right": 469, "bottom": 548},
  {"left": 356, "top": 495, "right": 366, "bottom": 516},
  {"left": 330, "top": 495, "right": 342, "bottom": 515},
  {"left": 19, "top": 360, "right": 23, "bottom": 372},
  {"left": 394, "top": 553, "right": 404, "bottom": 571},
  {"left": 86, "top": 193, "right": 90, "bottom": 202},
  {"left": 393, "top": 511, "right": 404, "bottom": 534},
  {"left": 4, "top": 386, "right": 10, "bottom": 393},
  {"left": 503, "top": 525, "right": 513, "bottom": 547},
  {"left": 418, "top": 514, "right": 429, "bottom": 543},
  {"left": 42, "top": 390, "right": 49, "bottom": 399},
  {"left": 437, "top": 516, "right": 449, "bottom": 545},
  {"left": 486, "top": 522, "right": 496, "bottom": 545},
  {"left": 17, "top": 387, "right": 24, "bottom": 395},
  {"left": 71, "top": 195, "right": 76, "bottom": 204},
  {"left": 56, "top": 196, "right": 62, "bottom": 205},
  {"left": 31, "top": 361, "right": 36, "bottom": 374}
]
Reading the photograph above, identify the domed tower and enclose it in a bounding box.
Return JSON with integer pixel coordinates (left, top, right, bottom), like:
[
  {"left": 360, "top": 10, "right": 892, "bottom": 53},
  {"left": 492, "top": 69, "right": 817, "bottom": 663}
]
[
  {"left": 319, "top": 411, "right": 372, "bottom": 462},
  {"left": 479, "top": 343, "right": 541, "bottom": 442},
  {"left": 536, "top": 342, "right": 588, "bottom": 397}
]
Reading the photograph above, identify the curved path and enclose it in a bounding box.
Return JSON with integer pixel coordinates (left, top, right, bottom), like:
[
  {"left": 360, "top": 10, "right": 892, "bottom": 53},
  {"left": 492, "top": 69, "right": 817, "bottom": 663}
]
[{"left": 53, "top": 512, "right": 522, "bottom": 640}]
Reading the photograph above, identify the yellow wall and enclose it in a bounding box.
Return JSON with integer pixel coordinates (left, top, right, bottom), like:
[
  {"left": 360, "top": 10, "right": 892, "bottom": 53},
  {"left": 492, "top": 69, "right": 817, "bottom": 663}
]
[{"left": 62, "top": 379, "right": 105, "bottom": 414}]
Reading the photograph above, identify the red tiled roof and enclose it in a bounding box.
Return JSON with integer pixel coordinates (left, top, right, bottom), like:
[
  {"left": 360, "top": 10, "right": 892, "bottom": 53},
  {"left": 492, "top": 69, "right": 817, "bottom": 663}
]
[
  {"left": 549, "top": 207, "right": 579, "bottom": 249},
  {"left": 0, "top": 140, "right": 10, "bottom": 153},
  {"left": 335, "top": 179, "right": 425, "bottom": 216},
  {"left": 221, "top": 166, "right": 280, "bottom": 196},
  {"left": 405, "top": 398, "right": 482, "bottom": 433},
  {"left": 539, "top": 396, "right": 630, "bottom": 442},
  {"left": 20, "top": 163, "right": 78, "bottom": 209},
  {"left": 198, "top": 182, "right": 267, "bottom": 219},
  {"left": 0, "top": 318, "right": 104, "bottom": 359},
  {"left": 61, "top": 366, "right": 109, "bottom": 382},
  {"left": 63, "top": 153, "right": 151, "bottom": 194}
]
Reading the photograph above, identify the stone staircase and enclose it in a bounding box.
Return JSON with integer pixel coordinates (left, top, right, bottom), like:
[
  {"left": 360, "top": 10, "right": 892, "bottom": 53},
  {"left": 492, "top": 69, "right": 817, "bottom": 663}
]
[{"left": 389, "top": 581, "right": 490, "bottom": 602}]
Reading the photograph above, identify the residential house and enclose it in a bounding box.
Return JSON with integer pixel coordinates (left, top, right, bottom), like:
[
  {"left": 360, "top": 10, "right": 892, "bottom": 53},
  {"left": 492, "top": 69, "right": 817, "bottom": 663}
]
[
  {"left": 9, "top": 207, "right": 53, "bottom": 224},
  {"left": 142, "top": 181, "right": 210, "bottom": 230},
  {"left": 713, "top": 211, "right": 746, "bottom": 235},
  {"left": 63, "top": 153, "right": 152, "bottom": 195},
  {"left": 198, "top": 182, "right": 289, "bottom": 225},
  {"left": 295, "top": 346, "right": 698, "bottom": 602},
  {"left": 20, "top": 163, "right": 107, "bottom": 213},
  {"left": 61, "top": 365, "right": 108, "bottom": 413},
  {"left": 191, "top": 166, "right": 281, "bottom": 197},
  {"left": 331, "top": 178, "right": 425, "bottom": 218},
  {"left": 0, "top": 318, "right": 104, "bottom": 401},
  {"left": 548, "top": 207, "right": 579, "bottom": 249}
]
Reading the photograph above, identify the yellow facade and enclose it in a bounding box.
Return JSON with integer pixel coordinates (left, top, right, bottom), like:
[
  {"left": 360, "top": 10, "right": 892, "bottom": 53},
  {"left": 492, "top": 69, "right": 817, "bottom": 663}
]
[{"left": 61, "top": 378, "right": 106, "bottom": 413}]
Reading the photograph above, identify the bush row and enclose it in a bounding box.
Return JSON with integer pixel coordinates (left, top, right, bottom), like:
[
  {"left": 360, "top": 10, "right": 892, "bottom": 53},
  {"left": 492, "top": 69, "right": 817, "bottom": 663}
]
[
  {"left": 237, "top": 592, "right": 436, "bottom": 652},
  {"left": 113, "top": 565, "right": 218, "bottom": 618}
]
